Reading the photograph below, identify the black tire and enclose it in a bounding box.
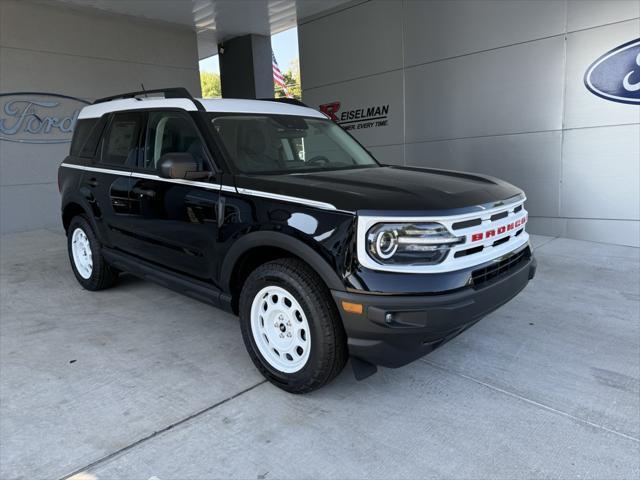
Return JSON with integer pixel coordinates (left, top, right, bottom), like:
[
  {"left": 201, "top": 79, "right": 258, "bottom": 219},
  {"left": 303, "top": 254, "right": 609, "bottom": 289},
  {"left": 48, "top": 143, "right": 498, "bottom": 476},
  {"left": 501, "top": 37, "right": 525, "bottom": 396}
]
[
  {"left": 239, "top": 258, "right": 348, "bottom": 394},
  {"left": 67, "top": 215, "right": 118, "bottom": 291}
]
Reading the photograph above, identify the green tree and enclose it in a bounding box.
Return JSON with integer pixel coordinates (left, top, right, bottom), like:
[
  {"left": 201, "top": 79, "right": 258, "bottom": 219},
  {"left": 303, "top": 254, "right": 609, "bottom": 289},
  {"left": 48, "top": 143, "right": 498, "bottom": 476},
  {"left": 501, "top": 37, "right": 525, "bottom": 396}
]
[
  {"left": 275, "top": 58, "right": 302, "bottom": 100},
  {"left": 200, "top": 71, "right": 221, "bottom": 98}
]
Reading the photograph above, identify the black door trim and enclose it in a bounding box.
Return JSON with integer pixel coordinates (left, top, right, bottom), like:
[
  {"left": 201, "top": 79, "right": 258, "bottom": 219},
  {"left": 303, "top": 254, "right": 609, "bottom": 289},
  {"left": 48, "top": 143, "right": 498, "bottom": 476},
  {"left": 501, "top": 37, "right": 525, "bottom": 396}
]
[{"left": 102, "top": 248, "right": 232, "bottom": 310}]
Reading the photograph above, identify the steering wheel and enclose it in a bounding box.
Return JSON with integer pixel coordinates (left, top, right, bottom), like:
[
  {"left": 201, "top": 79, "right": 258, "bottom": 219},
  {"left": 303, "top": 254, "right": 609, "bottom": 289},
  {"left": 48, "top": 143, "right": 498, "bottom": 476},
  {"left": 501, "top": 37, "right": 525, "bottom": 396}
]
[{"left": 307, "top": 155, "right": 330, "bottom": 166}]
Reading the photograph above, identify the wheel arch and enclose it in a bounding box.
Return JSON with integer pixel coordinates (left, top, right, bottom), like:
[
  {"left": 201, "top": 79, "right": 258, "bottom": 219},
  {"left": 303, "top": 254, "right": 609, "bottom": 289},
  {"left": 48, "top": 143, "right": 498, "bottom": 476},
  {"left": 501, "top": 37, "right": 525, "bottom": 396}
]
[
  {"left": 61, "top": 196, "right": 100, "bottom": 237},
  {"left": 62, "top": 202, "right": 87, "bottom": 231},
  {"left": 221, "top": 232, "right": 345, "bottom": 313}
]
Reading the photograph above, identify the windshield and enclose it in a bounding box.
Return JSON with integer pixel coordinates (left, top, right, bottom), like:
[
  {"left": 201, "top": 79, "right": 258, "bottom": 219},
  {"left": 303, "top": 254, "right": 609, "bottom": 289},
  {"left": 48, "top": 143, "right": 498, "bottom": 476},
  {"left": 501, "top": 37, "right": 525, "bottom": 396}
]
[{"left": 207, "top": 113, "right": 379, "bottom": 174}]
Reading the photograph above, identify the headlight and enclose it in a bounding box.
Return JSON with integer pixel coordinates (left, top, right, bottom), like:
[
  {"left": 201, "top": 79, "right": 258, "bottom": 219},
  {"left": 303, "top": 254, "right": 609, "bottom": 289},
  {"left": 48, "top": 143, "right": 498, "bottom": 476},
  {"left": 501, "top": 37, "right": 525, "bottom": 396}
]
[{"left": 366, "top": 223, "right": 463, "bottom": 265}]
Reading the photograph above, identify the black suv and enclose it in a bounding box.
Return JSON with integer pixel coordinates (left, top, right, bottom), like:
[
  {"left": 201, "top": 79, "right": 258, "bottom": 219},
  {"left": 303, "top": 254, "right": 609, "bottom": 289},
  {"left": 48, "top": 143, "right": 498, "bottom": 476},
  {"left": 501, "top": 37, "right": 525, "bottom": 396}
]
[{"left": 59, "top": 88, "right": 536, "bottom": 393}]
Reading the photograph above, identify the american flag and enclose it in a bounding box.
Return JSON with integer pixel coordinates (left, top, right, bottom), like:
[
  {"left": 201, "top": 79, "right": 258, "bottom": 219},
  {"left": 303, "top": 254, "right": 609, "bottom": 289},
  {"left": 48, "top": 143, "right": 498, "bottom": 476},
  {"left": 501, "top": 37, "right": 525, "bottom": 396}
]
[{"left": 272, "top": 52, "right": 293, "bottom": 98}]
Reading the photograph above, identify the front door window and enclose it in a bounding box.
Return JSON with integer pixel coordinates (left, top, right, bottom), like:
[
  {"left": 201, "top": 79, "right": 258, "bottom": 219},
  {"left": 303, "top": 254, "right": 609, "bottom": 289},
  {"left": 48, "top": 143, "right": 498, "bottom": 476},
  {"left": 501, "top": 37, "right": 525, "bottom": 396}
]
[{"left": 143, "top": 111, "right": 210, "bottom": 172}]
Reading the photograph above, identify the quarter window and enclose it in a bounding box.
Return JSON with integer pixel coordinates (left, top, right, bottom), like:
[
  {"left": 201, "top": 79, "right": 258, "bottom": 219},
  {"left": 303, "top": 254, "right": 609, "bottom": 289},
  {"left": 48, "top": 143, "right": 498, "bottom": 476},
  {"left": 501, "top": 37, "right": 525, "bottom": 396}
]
[
  {"left": 143, "top": 111, "right": 209, "bottom": 171},
  {"left": 69, "top": 117, "right": 106, "bottom": 158}
]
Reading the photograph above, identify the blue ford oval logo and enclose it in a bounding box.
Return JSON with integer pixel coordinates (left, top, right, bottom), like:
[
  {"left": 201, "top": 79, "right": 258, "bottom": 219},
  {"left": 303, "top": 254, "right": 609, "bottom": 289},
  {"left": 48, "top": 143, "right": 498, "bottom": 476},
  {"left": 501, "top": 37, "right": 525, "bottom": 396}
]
[
  {"left": 584, "top": 38, "right": 640, "bottom": 105},
  {"left": 0, "top": 92, "right": 89, "bottom": 144}
]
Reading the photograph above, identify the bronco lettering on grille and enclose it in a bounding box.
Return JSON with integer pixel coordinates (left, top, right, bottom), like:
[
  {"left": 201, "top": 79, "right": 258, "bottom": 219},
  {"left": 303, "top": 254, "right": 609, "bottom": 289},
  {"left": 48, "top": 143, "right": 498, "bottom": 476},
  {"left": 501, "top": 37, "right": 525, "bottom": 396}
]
[{"left": 470, "top": 215, "right": 528, "bottom": 242}]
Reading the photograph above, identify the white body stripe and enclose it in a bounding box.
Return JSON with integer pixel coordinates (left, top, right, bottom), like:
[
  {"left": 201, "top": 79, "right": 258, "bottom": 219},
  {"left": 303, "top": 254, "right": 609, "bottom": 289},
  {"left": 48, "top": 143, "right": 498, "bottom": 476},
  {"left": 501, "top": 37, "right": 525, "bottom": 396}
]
[
  {"left": 59, "top": 163, "right": 334, "bottom": 203},
  {"left": 59, "top": 163, "right": 127, "bottom": 176},
  {"left": 60, "top": 163, "right": 337, "bottom": 205},
  {"left": 78, "top": 97, "right": 324, "bottom": 119},
  {"left": 236, "top": 187, "right": 336, "bottom": 210},
  {"left": 60, "top": 163, "right": 234, "bottom": 192},
  {"left": 60, "top": 163, "right": 337, "bottom": 210}
]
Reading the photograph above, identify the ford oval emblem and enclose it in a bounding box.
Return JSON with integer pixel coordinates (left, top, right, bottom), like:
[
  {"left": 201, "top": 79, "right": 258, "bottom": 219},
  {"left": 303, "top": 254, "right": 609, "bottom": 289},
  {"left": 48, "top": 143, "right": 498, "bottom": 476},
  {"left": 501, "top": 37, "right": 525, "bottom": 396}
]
[
  {"left": 584, "top": 38, "right": 640, "bottom": 105},
  {"left": 0, "top": 92, "right": 90, "bottom": 144}
]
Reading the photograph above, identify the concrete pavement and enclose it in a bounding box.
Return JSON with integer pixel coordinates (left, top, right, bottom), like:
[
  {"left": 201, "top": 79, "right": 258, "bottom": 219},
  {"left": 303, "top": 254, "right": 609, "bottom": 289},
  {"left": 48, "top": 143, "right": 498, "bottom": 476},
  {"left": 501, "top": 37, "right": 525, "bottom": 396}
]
[{"left": 1, "top": 230, "right": 638, "bottom": 479}]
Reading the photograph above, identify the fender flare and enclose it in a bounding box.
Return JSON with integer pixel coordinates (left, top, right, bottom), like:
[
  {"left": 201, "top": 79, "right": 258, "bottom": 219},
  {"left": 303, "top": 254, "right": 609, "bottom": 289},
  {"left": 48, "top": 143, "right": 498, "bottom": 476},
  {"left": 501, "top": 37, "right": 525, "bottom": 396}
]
[
  {"left": 60, "top": 194, "right": 101, "bottom": 238},
  {"left": 220, "top": 231, "right": 345, "bottom": 293}
]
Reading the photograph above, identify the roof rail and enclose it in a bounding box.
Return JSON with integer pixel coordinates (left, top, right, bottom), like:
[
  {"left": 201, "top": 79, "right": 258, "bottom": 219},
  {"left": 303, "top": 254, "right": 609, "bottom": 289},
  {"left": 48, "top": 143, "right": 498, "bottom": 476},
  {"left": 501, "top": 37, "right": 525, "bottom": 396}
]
[
  {"left": 258, "top": 97, "right": 309, "bottom": 108},
  {"left": 93, "top": 87, "right": 205, "bottom": 111}
]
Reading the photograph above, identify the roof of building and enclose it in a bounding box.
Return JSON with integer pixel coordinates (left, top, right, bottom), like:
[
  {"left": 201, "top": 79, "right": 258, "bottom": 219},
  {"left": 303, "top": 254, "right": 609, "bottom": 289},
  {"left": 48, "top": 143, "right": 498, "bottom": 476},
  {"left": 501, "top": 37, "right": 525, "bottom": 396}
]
[{"left": 78, "top": 97, "right": 325, "bottom": 119}]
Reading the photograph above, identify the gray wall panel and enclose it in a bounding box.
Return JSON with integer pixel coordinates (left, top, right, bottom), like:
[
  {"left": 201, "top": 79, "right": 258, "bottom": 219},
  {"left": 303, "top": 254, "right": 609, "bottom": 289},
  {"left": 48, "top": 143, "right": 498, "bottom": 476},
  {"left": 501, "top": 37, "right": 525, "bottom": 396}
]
[
  {"left": 0, "top": 48, "right": 200, "bottom": 98},
  {"left": 0, "top": 183, "right": 60, "bottom": 232},
  {"left": 404, "top": 131, "right": 562, "bottom": 218},
  {"left": 0, "top": 0, "right": 199, "bottom": 69},
  {"left": 0, "top": 1, "right": 201, "bottom": 233},
  {"left": 567, "top": 0, "right": 640, "bottom": 32},
  {"left": 564, "top": 19, "right": 640, "bottom": 129},
  {"left": 403, "top": 0, "right": 566, "bottom": 66},
  {"left": 565, "top": 218, "right": 640, "bottom": 247},
  {"left": 0, "top": 142, "right": 68, "bottom": 187},
  {"left": 561, "top": 124, "right": 640, "bottom": 221},
  {"left": 526, "top": 217, "right": 640, "bottom": 248},
  {"left": 526, "top": 216, "right": 568, "bottom": 238},
  {"left": 404, "top": 36, "right": 565, "bottom": 142},
  {"left": 303, "top": 69, "right": 404, "bottom": 148},
  {"left": 367, "top": 144, "right": 404, "bottom": 166},
  {"left": 299, "top": 1, "right": 402, "bottom": 89}
]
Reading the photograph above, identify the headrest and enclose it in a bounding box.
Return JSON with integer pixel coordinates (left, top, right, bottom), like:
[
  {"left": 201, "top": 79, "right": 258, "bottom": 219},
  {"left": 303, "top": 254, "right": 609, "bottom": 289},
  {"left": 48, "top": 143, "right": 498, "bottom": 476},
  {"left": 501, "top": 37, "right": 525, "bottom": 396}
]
[{"left": 242, "top": 127, "right": 266, "bottom": 155}]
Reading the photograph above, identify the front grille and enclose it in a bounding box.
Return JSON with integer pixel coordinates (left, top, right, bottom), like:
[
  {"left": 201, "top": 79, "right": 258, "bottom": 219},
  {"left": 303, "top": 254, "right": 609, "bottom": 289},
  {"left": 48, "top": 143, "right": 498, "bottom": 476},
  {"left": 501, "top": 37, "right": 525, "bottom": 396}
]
[
  {"left": 452, "top": 218, "right": 482, "bottom": 230},
  {"left": 490, "top": 211, "right": 509, "bottom": 222},
  {"left": 454, "top": 245, "right": 483, "bottom": 258},
  {"left": 472, "top": 247, "right": 531, "bottom": 287}
]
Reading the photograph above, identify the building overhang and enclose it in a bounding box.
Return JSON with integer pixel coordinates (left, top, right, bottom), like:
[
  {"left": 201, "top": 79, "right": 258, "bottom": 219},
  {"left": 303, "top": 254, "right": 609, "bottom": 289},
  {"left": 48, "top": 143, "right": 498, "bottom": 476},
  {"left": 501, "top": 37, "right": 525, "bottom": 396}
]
[{"left": 48, "top": 0, "right": 355, "bottom": 59}]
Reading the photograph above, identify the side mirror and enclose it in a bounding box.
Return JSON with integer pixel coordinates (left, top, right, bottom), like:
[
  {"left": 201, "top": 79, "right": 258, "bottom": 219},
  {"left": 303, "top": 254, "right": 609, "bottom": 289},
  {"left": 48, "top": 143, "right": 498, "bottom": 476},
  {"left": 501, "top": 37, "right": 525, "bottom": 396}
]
[{"left": 158, "top": 153, "right": 209, "bottom": 180}]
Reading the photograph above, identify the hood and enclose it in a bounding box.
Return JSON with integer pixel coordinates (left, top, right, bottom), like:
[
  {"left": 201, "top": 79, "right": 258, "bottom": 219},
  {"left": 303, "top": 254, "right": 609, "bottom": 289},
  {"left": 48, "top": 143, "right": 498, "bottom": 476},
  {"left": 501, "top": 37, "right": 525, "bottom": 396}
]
[{"left": 235, "top": 165, "right": 524, "bottom": 214}]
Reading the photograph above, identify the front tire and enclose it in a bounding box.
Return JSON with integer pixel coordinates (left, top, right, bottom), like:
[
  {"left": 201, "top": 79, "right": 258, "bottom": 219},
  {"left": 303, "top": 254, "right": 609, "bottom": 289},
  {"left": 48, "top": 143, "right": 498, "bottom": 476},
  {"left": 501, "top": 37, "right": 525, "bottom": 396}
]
[
  {"left": 239, "top": 258, "right": 348, "bottom": 393},
  {"left": 67, "top": 215, "right": 118, "bottom": 291}
]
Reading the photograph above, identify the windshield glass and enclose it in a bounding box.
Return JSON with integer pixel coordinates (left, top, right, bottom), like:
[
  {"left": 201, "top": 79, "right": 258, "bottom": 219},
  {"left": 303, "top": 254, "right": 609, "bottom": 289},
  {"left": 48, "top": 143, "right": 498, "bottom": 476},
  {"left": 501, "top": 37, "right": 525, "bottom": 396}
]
[{"left": 207, "top": 113, "right": 379, "bottom": 174}]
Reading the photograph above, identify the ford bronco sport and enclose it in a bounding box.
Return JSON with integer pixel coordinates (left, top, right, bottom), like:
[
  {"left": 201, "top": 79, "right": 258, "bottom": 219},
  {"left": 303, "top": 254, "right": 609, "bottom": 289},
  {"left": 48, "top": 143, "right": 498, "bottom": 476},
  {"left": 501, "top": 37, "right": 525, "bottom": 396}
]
[{"left": 59, "top": 88, "right": 536, "bottom": 393}]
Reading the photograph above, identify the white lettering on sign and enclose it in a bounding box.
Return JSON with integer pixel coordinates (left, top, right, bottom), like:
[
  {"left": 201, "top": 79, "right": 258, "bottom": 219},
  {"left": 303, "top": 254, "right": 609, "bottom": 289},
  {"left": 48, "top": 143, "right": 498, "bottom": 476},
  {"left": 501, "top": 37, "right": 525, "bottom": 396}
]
[{"left": 622, "top": 52, "right": 640, "bottom": 92}]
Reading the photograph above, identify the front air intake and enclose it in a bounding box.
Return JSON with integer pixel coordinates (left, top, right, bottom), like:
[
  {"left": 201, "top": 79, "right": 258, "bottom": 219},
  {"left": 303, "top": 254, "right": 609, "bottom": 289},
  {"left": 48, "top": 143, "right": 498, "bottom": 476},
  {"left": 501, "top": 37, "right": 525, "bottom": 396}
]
[{"left": 471, "top": 247, "right": 531, "bottom": 288}]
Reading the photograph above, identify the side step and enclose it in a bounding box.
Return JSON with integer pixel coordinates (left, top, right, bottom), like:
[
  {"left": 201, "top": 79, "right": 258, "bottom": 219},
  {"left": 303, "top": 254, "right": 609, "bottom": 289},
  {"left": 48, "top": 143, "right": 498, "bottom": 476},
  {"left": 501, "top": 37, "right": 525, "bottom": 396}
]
[{"left": 102, "top": 248, "right": 232, "bottom": 310}]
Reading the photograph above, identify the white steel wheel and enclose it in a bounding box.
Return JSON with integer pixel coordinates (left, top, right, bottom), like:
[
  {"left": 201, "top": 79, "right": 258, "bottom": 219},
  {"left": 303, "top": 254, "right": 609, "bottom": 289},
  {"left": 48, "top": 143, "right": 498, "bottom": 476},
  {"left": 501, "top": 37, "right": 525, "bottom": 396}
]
[
  {"left": 71, "top": 227, "right": 93, "bottom": 279},
  {"left": 250, "top": 285, "right": 311, "bottom": 373}
]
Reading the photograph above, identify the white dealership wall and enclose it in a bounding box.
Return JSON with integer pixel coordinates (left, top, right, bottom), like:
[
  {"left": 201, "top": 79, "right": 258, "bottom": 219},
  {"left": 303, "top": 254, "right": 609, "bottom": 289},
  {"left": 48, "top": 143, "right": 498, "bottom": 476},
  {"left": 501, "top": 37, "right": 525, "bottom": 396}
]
[
  {"left": 300, "top": 0, "right": 640, "bottom": 247},
  {"left": 0, "top": 0, "right": 201, "bottom": 233}
]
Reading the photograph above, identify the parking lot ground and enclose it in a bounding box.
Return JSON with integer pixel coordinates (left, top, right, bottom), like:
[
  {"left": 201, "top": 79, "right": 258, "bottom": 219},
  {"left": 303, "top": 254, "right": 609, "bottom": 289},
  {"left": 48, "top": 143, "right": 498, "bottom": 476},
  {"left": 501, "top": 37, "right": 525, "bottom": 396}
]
[{"left": 1, "top": 229, "right": 638, "bottom": 480}]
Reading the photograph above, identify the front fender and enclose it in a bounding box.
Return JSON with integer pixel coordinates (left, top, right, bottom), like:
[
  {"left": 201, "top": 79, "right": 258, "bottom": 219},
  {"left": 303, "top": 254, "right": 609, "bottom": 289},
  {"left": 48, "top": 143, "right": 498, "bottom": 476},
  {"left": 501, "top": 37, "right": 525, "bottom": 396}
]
[{"left": 219, "top": 231, "right": 347, "bottom": 293}]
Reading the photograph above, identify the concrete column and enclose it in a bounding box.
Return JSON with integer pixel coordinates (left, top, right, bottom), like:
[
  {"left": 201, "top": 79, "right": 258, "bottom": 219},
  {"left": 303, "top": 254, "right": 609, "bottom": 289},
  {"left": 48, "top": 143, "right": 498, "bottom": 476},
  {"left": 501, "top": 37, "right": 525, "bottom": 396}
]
[{"left": 219, "top": 34, "right": 274, "bottom": 99}]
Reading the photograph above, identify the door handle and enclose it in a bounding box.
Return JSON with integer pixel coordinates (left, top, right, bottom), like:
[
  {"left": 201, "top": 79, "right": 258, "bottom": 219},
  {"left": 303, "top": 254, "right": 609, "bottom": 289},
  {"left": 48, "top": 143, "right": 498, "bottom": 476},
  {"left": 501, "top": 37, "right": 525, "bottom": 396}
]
[
  {"left": 132, "top": 187, "right": 156, "bottom": 198},
  {"left": 87, "top": 177, "right": 99, "bottom": 187}
]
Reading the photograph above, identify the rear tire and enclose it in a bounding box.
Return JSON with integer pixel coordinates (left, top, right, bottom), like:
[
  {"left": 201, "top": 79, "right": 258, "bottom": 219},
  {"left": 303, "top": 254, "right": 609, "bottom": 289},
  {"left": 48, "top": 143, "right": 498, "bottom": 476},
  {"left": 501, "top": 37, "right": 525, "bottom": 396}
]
[
  {"left": 67, "top": 215, "right": 118, "bottom": 291},
  {"left": 239, "top": 258, "right": 348, "bottom": 393}
]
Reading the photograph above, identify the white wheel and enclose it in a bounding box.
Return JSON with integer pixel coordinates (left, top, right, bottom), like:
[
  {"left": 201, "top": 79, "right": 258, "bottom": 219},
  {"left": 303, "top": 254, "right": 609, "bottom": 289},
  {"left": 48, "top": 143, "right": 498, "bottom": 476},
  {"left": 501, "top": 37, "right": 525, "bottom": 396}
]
[
  {"left": 71, "top": 227, "right": 93, "bottom": 279},
  {"left": 250, "top": 285, "right": 311, "bottom": 373}
]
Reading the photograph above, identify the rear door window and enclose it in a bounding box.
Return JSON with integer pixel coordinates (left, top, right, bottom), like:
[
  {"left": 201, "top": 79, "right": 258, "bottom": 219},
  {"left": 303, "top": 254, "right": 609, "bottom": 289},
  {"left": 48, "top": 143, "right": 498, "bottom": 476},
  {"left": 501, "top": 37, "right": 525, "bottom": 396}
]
[{"left": 100, "top": 112, "right": 143, "bottom": 167}]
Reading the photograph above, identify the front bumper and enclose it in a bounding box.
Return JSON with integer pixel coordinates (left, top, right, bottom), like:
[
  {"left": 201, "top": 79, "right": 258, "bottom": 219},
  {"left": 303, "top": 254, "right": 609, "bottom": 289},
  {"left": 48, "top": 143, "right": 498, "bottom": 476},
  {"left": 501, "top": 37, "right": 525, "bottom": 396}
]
[{"left": 332, "top": 250, "right": 536, "bottom": 368}]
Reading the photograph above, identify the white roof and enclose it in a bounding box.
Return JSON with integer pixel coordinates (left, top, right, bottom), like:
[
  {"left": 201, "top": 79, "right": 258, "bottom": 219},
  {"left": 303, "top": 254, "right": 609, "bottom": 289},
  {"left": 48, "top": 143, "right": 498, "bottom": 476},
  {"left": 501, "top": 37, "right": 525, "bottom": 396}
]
[{"left": 78, "top": 97, "right": 325, "bottom": 119}]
